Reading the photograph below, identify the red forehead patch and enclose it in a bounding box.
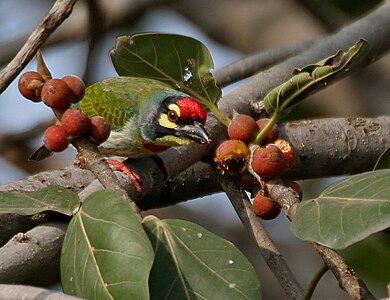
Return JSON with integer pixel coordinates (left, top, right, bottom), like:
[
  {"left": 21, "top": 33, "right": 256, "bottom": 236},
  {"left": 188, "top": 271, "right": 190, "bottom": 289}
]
[{"left": 176, "top": 98, "right": 207, "bottom": 123}]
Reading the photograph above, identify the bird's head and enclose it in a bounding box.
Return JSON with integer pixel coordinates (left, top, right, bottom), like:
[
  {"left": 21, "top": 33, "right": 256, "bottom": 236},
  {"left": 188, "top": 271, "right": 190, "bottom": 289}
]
[{"left": 140, "top": 95, "right": 211, "bottom": 147}]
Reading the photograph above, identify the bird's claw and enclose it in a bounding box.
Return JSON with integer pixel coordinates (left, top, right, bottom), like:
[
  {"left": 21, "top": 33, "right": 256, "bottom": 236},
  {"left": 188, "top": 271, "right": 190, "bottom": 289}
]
[{"left": 106, "top": 159, "right": 142, "bottom": 193}]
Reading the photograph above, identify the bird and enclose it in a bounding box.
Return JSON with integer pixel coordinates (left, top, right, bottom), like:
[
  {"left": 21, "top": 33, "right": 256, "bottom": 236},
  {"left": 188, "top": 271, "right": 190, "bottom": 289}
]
[
  {"left": 30, "top": 77, "right": 211, "bottom": 192},
  {"left": 79, "top": 76, "right": 211, "bottom": 192}
]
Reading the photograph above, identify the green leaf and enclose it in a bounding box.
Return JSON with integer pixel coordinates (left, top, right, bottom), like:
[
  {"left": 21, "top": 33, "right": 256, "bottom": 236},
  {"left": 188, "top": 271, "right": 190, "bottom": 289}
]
[
  {"left": 373, "top": 147, "right": 390, "bottom": 170},
  {"left": 291, "top": 170, "right": 390, "bottom": 249},
  {"left": 110, "top": 33, "right": 229, "bottom": 126},
  {"left": 143, "top": 216, "right": 261, "bottom": 300},
  {"left": 264, "top": 38, "right": 369, "bottom": 117},
  {"left": 0, "top": 184, "right": 80, "bottom": 216},
  {"left": 61, "top": 190, "right": 154, "bottom": 300}
]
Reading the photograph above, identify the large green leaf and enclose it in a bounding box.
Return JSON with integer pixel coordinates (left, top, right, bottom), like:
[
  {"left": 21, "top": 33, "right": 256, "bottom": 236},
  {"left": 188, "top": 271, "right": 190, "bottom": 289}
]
[
  {"left": 264, "top": 39, "right": 369, "bottom": 117},
  {"left": 0, "top": 184, "right": 79, "bottom": 216},
  {"left": 61, "top": 190, "right": 154, "bottom": 300},
  {"left": 143, "top": 215, "right": 261, "bottom": 300},
  {"left": 291, "top": 170, "right": 390, "bottom": 249},
  {"left": 110, "top": 33, "right": 229, "bottom": 126}
]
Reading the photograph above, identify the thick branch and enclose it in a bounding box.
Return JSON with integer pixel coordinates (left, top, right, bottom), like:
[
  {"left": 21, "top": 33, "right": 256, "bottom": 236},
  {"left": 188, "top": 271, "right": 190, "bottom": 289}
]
[
  {"left": 1, "top": 117, "right": 388, "bottom": 210},
  {"left": 0, "top": 284, "right": 81, "bottom": 299},
  {"left": 0, "top": 222, "right": 68, "bottom": 283},
  {"left": 147, "top": 3, "right": 390, "bottom": 192},
  {"left": 221, "top": 2, "right": 390, "bottom": 115}
]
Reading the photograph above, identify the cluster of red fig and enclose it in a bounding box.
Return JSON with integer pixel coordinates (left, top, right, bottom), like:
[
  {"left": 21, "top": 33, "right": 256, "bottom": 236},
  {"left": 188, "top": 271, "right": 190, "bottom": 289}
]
[
  {"left": 18, "top": 71, "right": 110, "bottom": 152},
  {"left": 214, "top": 114, "right": 303, "bottom": 220}
]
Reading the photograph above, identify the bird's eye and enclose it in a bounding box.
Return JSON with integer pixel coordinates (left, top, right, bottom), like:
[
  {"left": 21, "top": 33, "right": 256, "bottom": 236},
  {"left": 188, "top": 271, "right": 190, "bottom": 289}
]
[{"left": 167, "top": 110, "right": 179, "bottom": 122}]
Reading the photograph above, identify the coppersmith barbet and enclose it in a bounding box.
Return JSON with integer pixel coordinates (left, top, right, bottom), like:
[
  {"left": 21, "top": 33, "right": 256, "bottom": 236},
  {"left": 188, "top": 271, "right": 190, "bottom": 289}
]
[{"left": 80, "top": 76, "right": 211, "bottom": 191}]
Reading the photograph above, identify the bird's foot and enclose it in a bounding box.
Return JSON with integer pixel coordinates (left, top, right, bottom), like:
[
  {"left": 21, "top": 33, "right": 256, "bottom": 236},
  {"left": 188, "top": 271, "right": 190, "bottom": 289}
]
[{"left": 106, "top": 159, "right": 142, "bottom": 193}]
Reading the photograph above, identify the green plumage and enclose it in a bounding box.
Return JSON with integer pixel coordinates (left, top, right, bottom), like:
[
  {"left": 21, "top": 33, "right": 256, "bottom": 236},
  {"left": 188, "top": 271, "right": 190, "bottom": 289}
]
[
  {"left": 80, "top": 77, "right": 192, "bottom": 158},
  {"left": 81, "top": 77, "right": 179, "bottom": 129}
]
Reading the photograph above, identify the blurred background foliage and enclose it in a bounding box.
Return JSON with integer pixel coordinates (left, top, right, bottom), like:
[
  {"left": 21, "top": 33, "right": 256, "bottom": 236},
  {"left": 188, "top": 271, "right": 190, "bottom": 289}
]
[{"left": 0, "top": 0, "right": 389, "bottom": 298}]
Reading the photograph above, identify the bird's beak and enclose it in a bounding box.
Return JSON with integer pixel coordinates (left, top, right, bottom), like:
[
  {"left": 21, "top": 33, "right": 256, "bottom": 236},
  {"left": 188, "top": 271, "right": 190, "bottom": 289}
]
[{"left": 175, "top": 121, "right": 211, "bottom": 144}]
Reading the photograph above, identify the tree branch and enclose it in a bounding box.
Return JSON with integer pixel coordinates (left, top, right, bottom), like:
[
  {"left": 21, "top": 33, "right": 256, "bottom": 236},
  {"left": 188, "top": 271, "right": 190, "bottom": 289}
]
[
  {"left": 72, "top": 137, "right": 142, "bottom": 221},
  {"left": 0, "top": 222, "right": 68, "bottom": 283},
  {"left": 1, "top": 117, "right": 388, "bottom": 210},
  {"left": 266, "top": 178, "right": 376, "bottom": 299},
  {"left": 0, "top": 0, "right": 77, "bottom": 94},
  {"left": 213, "top": 39, "right": 316, "bottom": 87},
  {"left": 0, "top": 284, "right": 81, "bottom": 300},
  {"left": 221, "top": 2, "right": 390, "bottom": 115},
  {"left": 216, "top": 172, "right": 305, "bottom": 300}
]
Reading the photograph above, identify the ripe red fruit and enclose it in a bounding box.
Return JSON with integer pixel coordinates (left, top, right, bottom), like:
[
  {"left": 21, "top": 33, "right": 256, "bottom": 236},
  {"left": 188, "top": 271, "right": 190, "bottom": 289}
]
[
  {"left": 41, "top": 79, "right": 73, "bottom": 109},
  {"left": 228, "top": 114, "right": 258, "bottom": 142},
  {"left": 251, "top": 144, "right": 286, "bottom": 178},
  {"left": 62, "top": 75, "right": 86, "bottom": 103},
  {"left": 252, "top": 193, "right": 281, "bottom": 220},
  {"left": 18, "top": 71, "right": 44, "bottom": 102},
  {"left": 214, "top": 140, "right": 250, "bottom": 175},
  {"left": 61, "top": 108, "right": 91, "bottom": 137},
  {"left": 285, "top": 180, "right": 303, "bottom": 201},
  {"left": 274, "top": 139, "right": 296, "bottom": 168},
  {"left": 88, "top": 116, "right": 111, "bottom": 144},
  {"left": 43, "top": 125, "right": 69, "bottom": 152},
  {"left": 256, "top": 118, "right": 279, "bottom": 144}
]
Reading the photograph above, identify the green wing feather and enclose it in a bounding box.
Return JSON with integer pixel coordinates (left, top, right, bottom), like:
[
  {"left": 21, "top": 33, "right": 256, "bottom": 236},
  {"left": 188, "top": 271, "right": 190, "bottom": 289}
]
[{"left": 80, "top": 77, "right": 176, "bottom": 129}]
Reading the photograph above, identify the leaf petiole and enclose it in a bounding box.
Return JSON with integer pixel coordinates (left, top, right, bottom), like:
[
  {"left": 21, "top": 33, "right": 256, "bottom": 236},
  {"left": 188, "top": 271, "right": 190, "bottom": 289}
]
[{"left": 253, "top": 111, "right": 279, "bottom": 145}]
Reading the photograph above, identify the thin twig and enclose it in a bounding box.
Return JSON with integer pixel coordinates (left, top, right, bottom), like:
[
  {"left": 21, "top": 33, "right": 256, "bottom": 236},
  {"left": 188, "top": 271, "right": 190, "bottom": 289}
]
[
  {"left": 310, "top": 243, "right": 376, "bottom": 300},
  {"left": 304, "top": 263, "right": 329, "bottom": 300},
  {"left": 0, "top": 0, "right": 77, "bottom": 94},
  {"left": 215, "top": 170, "right": 305, "bottom": 300}
]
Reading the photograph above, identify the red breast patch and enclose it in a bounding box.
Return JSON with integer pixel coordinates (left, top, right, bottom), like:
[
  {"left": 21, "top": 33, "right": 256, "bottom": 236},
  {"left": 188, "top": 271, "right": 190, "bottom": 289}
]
[{"left": 142, "top": 141, "right": 170, "bottom": 153}]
